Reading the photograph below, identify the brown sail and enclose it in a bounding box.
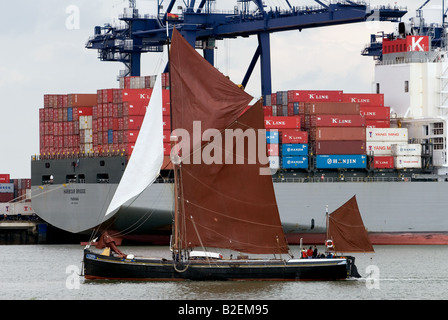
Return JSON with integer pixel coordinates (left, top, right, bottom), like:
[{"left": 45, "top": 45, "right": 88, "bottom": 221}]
[
  {"left": 328, "top": 195, "right": 374, "bottom": 253},
  {"left": 169, "top": 28, "right": 288, "bottom": 254}
]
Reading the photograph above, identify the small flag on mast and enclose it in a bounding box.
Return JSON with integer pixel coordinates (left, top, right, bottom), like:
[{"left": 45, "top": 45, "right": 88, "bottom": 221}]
[{"left": 167, "top": 12, "right": 179, "bottom": 20}]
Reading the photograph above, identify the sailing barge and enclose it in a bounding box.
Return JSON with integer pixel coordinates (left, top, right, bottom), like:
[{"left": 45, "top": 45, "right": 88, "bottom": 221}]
[{"left": 83, "top": 28, "right": 371, "bottom": 281}]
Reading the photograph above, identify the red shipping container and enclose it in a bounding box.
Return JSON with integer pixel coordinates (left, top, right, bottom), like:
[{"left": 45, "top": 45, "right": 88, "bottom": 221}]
[
  {"left": 263, "top": 106, "right": 273, "bottom": 117},
  {"left": 308, "top": 114, "right": 366, "bottom": 127},
  {"left": 164, "top": 142, "right": 171, "bottom": 156},
  {"left": 0, "top": 174, "right": 10, "bottom": 183},
  {"left": 163, "top": 115, "right": 171, "bottom": 130},
  {"left": 125, "top": 130, "right": 140, "bottom": 143},
  {"left": 264, "top": 116, "right": 300, "bottom": 129},
  {"left": 123, "top": 101, "right": 147, "bottom": 116},
  {"left": 122, "top": 89, "right": 152, "bottom": 102},
  {"left": 267, "top": 143, "right": 279, "bottom": 156},
  {"left": 163, "top": 130, "right": 171, "bottom": 143},
  {"left": 360, "top": 106, "right": 390, "bottom": 120},
  {"left": 162, "top": 104, "right": 171, "bottom": 116},
  {"left": 287, "top": 90, "right": 343, "bottom": 103},
  {"left": 0, "top": 193, "right": 14, "bottom": 203},
  {"left": 124, "top": 116, "right": 144, "bottom": 130},
  {"left": 310, "top": 127, "right": 366, "bottom": 141},
  {"left": 373, "top": 156, "right": 394, "bottom": 169},
  {"left": 305, "top": 102, "right": 360, "bottom": 115},
  {"left": 78, "top": 107, "right": 93, "bottom": 116},
  {"left": 68, "top": 94, "right": 97, "bottom": 107},
  {"left": 282, "top": 129, "right": 308, "bottom": 144},
  {"left": 313, "top": 140, "right": 366, "bottom": 155},
  {"left": 366, "top": 120, "right": 390, "bottom": 128},
  {"left": 342, "top": 93, "right": 384, "bottom": 106}
]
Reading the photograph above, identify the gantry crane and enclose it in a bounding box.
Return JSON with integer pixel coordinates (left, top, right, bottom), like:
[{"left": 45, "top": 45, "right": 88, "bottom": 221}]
[{"left": 86, "top": 0, "right": 407, "bottom": 101}]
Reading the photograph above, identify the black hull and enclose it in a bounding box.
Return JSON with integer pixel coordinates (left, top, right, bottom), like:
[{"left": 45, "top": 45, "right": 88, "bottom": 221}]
[{"left": 83, "top": 249, "right": 358, "bottom": 281}]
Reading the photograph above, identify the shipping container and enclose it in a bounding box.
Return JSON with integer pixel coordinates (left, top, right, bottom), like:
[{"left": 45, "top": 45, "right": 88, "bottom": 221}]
[
  {"left": 366, "top": 142, "right": 394, "bottom": 156},
  {"left": 342, "top": 93, "right": 384, "bottom": 106},
  {"left": 366, "top": 128, "right": 408, "bottom": 142},
  {"left": 122, "top": 89, "right": 152, "bottom": 102},
  {"left": 264, "top": 116, "right": 300, "bottom": 129},
  {"left": 281, "top": 144, "right": 308, "bottom": 156},
  {"left": 307, "top": 114, "right": 365, "bottom": 127},
  {"left": 266, "top": 130, "right": 280, "bottom": 144},
  {"left": 366, "top": 120, "right": 390, "bottom": 128},
  {"left": 373, "top": 156, "right": 395, "bottom": 169},
  {"left": 268, "top": 156, "right": 280, "bottom": 169},
  {"left": 311, "top": 127, "right": 366, "bottom": 141},
  {"left": 281, "top": 129, "right": 308, "bottom": 144},
  {"left": 315, "top": 155, "right": 367, "bottom": 169},
  {"left": 360, "top": 106, "right": 390, "bottom": 120},
  {"left": 281, "top": 156, "right": 308, "bottom": 169},
  {"left": 394, "top": 156, "right": 422, "bottom": 169},
  {"left": 67, "top": 94, "right": 97, "bottom": 107},
  {"left": 0, "top": 174, "right": 10, "bottom": 183},
  {"left": 305, "top": 102, "right": 360, "bottom": 115},
  {"left": 287, "top": 90, "right": 343, "bottom": 102},
  {"left": 0, "top": 183, "right": 14, "bottom": 193},
  {"left": 267, "top": 144, "right": 279, "bottom": 156},
  {"left": 313, "top": 140, "right": 366, "bottom": 155},
  {"left": 0, "top": 193, "right": 14, "bottom": 203},
  {"left": 391, "top": 143, "right": 422, "bottom": 156}
]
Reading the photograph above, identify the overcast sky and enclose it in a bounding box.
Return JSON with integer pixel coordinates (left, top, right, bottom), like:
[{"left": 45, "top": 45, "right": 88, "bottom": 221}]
[{"left": 0, "top": 0, "right": 430, "bottom": 178}]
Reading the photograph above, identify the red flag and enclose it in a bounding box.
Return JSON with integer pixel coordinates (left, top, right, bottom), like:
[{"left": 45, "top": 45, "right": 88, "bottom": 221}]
[{"left": 167, "top": 12, "right": 179, "bottom": 20}]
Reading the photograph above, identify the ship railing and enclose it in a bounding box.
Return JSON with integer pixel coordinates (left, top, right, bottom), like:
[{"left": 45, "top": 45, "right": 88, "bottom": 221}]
[{"left": 272, "top": 177, "right": 412, "bottom": 183}]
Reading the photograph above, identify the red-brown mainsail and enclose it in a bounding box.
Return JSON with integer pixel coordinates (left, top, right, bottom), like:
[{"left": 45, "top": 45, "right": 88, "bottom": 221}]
[{"left": 169, "top": 28, "right": 288, "bottom": 254}]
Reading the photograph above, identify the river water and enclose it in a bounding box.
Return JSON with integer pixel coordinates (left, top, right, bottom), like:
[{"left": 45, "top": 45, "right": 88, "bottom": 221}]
[{"left": 0, "top": 244, "right": 447, "bottom": 302}]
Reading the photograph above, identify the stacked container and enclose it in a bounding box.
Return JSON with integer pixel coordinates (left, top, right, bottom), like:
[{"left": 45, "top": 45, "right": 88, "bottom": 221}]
[
  {"left": 366, "top": 128, "right": 412, "bottom": 169},
  {"left": 343, "top": 93, "right": 390, "bottom": 128},
  {"left": 0, "top": 176, "right": 31, "bottom": 203}
]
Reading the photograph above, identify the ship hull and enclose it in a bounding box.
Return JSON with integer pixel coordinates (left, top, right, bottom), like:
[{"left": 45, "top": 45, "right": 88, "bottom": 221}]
[
  {"left": 31, "top": 179, "right": 448, "bottom": 245},
  {"left": 83, "top": 249, "right": 353, "bottom": 281}
]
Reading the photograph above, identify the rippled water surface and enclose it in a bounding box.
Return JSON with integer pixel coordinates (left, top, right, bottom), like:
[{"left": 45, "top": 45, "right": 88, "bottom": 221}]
[{"left": 1, "top": 245, "right": 447, "bottom": 301}]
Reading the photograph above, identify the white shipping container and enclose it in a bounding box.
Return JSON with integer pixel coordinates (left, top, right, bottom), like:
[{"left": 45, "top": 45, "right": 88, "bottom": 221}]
[
  {"left": 366, "top": 142, "right": 393, "bottom": 155},
  {"left": 0, "top": 203, "right": 35, "bottom": 215},
  {"left": 268, "top": 156, "right": 280, "bottom": 169},
  {"left": 79, "top": 115, "right": 92, "bottom": 130},
  {"left": 394, "top": 156, "right": 422, "bottom": 169},
  {"left": 391, "top": 143, "right": 422, "bottom": 156},
  {"left": 366, "top": 128, "right": 408, "bottom": 142},
  {"left": 0, "top": 183, "right": 14, "bottom": 193}
]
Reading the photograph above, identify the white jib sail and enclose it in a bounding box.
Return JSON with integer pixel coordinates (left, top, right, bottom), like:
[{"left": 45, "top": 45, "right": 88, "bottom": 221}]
[{"left": 105, "top": 74, "right": 164, "bottom": 217}]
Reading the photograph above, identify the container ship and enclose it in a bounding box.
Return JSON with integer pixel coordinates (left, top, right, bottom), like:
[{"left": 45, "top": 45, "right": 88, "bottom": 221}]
[{"left": 30, "top": 4, "right": 448, "bottom": 245}]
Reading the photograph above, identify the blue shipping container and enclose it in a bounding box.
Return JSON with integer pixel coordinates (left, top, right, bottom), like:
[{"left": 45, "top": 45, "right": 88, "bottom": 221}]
[
  {"left": 266, "top": 130, "right": 279, "bottom": 144},
  {"left": 316, "top": 155, "right": 367, "bottom": 169},
  {"left": 282, "top": 144, "right": 308, "bottom": 156},
  {"left": 282, "top": 156, "right": 308, "bottom": 169},
  {"left": 108, "top": 129, "right": 114, "bottom": 144},
  {"left": 67, "top": 107, "right": 73, "bottom": 122}
]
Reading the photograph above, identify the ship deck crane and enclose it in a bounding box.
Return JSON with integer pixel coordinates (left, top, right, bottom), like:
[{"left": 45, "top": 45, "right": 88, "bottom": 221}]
[{"left": 86, "top": 0, "right": 407, "bottom": 101}]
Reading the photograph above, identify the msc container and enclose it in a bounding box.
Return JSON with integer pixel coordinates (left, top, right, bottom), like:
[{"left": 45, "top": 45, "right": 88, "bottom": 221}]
[
  {"left": 311, "top": 127, "right": 366, "bottom": 141},
  {"left": 305, "top": 102, "right": 360, "bottom": 115},
  {"left": 0, "top": 183, "right": 14, "bottom": 193},
  {"left": 264, "top": 116, "right": 300, "bottom": 129},
  {"left": 281, "top": 144, "right": 308, "bottom": 156},
  {"left": 373, "top": 156, "right": 394, "bottom": 169},
  {"left": 308, "top": 114, "right": 366, "bottom": 127},
  {"left": 313, "top": 140, "right": 366, "bottom": 155},
  {"left": 316, "top": 155, "right": 367, "bottom": 169},
  {"left": 342, "top": 93, "right": 384, "bottom": 106},
  {"left": 394, "top": 156, "right": 422, "bottom": 169},
  {"left": 366, "top": 128, "right": 408, "bottom": 142},
  {"left": 360, "top": 106, "right": 390, "bottom": 120},
  {"left": 266, "top": 130, "right": 280, "bottom": 144},
  {"left": 267, "top": 144, "right": 279, "bottom": 156},
  {"left": 281, "top": 129, "right": 308, "bottom": 144},
  {"left": 268, "top": 156, "right": 280, "bottom": 169},
  {"left": 366, "top": 142, "right": 393, "bottom": 156},
  {"left": 282, "top": 156, "right": 308, "bottom": 169},
  {"left": 287, "top": 90, "right": 343, "bottom": 102},
  {"left": 391, "top": 143, "right": 422, "bottom": 156}
]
